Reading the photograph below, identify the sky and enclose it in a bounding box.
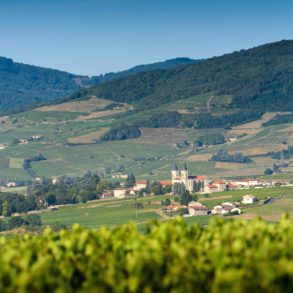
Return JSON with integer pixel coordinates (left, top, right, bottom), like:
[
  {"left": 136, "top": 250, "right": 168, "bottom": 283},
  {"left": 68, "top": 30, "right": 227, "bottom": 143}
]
[{"left": 0, "top": 0, "right": 292, "bottom": 76}]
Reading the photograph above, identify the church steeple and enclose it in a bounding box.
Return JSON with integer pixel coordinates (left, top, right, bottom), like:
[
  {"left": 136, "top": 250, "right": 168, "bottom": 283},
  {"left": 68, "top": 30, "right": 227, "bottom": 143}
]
[{"left": 173, "top": 163, "right": 178, "bottom": 171}]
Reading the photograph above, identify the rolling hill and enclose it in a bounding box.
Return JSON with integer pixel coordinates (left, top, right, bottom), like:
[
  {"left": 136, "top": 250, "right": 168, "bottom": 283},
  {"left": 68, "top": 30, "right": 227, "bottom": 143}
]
[
  {"left": 0, "top": 40, "right": 292, "bottom": 182},
  {"left": 0, "top": 57, "right": 84, "bottom": 115},
  {"left": 0, "top": 57, "right": 198, "bottom": 115},
  {"left": 77, "top": 40, "right": 293, "bottom": 112},
  {"left": 83, "top": 57, "right": 198, "bottom": 86}
]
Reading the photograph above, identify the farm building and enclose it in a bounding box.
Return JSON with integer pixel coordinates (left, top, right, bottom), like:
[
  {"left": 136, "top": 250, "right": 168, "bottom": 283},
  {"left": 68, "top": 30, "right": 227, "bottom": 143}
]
[
  {"left": 212, "top": 202, "right": 241, "bottom": 215},
  {"left": 188, "top": 201, "right": 208, "bottom": 216},
  {"left": 241, "top": 195, "right": 257, "bottom": 204}
]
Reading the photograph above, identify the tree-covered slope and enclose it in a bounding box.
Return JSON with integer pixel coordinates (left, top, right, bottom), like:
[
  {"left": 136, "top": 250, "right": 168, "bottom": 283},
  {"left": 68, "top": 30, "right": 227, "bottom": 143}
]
[
  {"left": 84, "top": 57, "right": 198, "bottom": 86},
  {"left": 80, "top": 40, "right": 293, "bottom": 112},
  {"left": 0, "top": 57, "right": 84, "bottom": 114},
  {"left": 0, "top": 57, "right": 198, "bottom": 115}
]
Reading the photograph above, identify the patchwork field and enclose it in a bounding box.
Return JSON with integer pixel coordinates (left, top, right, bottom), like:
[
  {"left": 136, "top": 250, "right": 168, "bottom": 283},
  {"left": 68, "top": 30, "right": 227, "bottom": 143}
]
[{"left": 0, "top": 92, "right": 292, "bottom": 182}]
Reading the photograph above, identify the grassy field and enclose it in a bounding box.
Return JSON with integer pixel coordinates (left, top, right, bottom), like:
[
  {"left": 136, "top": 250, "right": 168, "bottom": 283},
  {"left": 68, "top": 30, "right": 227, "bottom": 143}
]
[
  {"left": 0, "top": 92, "right": 292, "bottom": 181},
  {"left": 39, "top": 187, "right": 293, "bottom": 229}
]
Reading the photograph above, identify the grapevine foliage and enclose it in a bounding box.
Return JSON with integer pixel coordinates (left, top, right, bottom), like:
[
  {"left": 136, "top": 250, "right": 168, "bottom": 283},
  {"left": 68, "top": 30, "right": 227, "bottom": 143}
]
[{"left": 0, "top": 216, "right": 292, "bottom": 292}]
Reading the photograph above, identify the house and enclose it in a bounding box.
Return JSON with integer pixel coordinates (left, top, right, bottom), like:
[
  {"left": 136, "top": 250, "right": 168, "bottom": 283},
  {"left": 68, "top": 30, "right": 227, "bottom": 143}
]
[
  {"left": 188, "top": 201, "right": 208, "bottom": 216},
  {"left": 113, "top": 188, "right": 128, "bottom": 198},
  {"left": 52, "top": 178, "right": 60, "bottom": 185},
  {"left": 0, "top": 144, "right": 7, "bottom": 150},
  {"left": 227, "top": 182, "right": 238, "bottom": 190},
  {"left": 111, "top": 174, "right": 128, "bottom": 179},
  {"left": 241, "top": 195, "right": 257, "bottom": 204},
  {"left": 19, "top": 139, "right": 29, "bottom": 145},
  {"left": 133, "top": 180, "right": 148, "bottom": 191},
  {"left": 204, "top": 184, "right": 220, "bottom": 194},
  {"left": 159, "top": 180, "right": 172, "bottom": 187},
  {"left": 6, "top": 182, "right": 16, "bottom": 188},
  {"left": 213, "top": 179, "right": 227, "bottom": 191},
  {"left": 101, "top": 191, "right": 114, "bottom": 199},
  {"left": 231, "top": 178, "right": 260, "bottom": 188},
  {"left": 227, "top": 137, "right": 237, "bottom": 143},
  {"left": 171, "top": 163, "right": 207, "bottom": 193},
  {"left": 30, "top": 135, "right": 44, "bottom": 141},
  {"left": 212, "top": 202, "right": 241, "bottom": 215},
  {"left": 165, "top": 204, "right": 180, "bottom": 212}
]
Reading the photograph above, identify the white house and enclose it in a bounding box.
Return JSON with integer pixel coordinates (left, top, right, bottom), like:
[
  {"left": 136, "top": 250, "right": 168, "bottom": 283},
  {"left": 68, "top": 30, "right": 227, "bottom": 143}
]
[
  {"left": 133, "top": 180, "right": 148, "bottom": 192},
  {"left": 212, "top": 202, "right": 241, "bottom": 215},
  {"left": 213, "top": 179, "right": 227, "bottom": 192},
  {"left": 113, "top": 188, "right": 127, "bottom": 198},
  {"left": 241, "top": 195, "right": 257, "bottom": 204},
  {"left": 6, "top": 182, "right": 16, "bottom": 188},
  {"left": 232, "top": 178, "right": 260, "bottom": 188}
]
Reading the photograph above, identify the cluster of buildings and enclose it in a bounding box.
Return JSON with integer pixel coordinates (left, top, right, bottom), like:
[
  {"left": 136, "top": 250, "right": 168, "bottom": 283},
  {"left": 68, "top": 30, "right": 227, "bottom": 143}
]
[
  {"left": 100, "top": 163, "right": 289, "bottom": 200},
  {"left": 101, "top": 179, "right": 172, "bottom": 199},
  {"left": 165, "top": 194, "right": 259, "bottom": 217},
  {"left": 171, "top": 164, "right": 270, "bottom": 194}
]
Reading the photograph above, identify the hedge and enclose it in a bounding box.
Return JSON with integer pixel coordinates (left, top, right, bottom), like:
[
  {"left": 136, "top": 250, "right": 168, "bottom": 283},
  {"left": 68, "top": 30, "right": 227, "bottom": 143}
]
[{"left": 0, "top": 216, "right": 292, "bottom": 292}]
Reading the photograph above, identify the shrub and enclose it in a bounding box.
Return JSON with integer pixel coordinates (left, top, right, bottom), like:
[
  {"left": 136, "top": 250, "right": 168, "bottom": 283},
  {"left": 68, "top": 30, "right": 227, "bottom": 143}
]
[{"left": 0, "top": 217, "right": 291, "bottom": 291}]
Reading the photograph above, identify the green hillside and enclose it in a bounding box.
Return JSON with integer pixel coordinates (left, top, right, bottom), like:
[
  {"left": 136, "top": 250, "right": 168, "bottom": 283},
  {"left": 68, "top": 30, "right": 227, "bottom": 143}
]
[
  {"left": 0, "top": 57, "right": 198, "bottom": 115},
  {"left": 84, "top": 57, "right": 199, "bottom": 86},
  {"left": 0, "top": 57, "right": 84, "bottom": 115},
  {"left": 78, "top": 40, "right": 293, "bottom": 112}
]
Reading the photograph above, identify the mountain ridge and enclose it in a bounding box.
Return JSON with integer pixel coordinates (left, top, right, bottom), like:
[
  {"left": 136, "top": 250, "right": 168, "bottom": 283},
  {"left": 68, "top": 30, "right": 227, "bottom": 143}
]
[
  {"left": 0, "top": 56, "right": 198, "bottom": 115},
  {"left": 78, "top": 40, "right": 293, "bottom": 112}
]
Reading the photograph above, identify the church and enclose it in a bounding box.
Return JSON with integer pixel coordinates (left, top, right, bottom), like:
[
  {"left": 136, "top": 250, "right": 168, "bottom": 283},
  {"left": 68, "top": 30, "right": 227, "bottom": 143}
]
[{"left": 171, "top": 163, "right": 207, "bottom": 193}]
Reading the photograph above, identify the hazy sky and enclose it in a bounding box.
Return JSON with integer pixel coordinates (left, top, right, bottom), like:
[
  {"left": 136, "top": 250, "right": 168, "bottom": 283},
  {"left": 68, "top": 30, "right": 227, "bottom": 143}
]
[{"left": 0, "top": 0, "right": 292, "bottom": 76}]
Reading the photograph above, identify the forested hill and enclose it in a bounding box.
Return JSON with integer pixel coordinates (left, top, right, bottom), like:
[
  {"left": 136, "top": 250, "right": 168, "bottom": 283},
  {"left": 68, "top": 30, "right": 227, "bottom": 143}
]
[
  {"left": 79, "top": 40, "right": 293, "bottom": 112},
  {"left": 0, "top": 57, "right": 83, "bottom": 114},
  {"left": 0, "top": 57, "right": 198, "bottom": 115},
  {"left": 83, "top": 57, "right": 198, "bottom": 86}
]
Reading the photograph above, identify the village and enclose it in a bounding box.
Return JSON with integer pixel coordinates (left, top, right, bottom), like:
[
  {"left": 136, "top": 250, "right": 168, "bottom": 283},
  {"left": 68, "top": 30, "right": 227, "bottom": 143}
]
[{"left": 72, "top": 164, "right": 292, "bottom": 218}]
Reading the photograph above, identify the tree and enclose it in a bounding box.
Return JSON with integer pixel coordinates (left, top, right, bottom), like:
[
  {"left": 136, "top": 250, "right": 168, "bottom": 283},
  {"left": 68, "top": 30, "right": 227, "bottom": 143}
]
[
  {"left": 179, "top": 191, "right": 193, "bottom": 206},
  {"left": 147, "top": 181, "right": 163, "bottom": 195},
  {"left": 173, "top": 183, "right": 186, "bottom": 196},
  {"left": 46, "top": 194, "right": 57, "bottom": 206},
  {"left": 24, "top": 214, "right": 42, "bottom": 226},
  {"left": 161, "top": 198, "right": 171, "bottom": 206},
  {"left": 2, "top": 200, "right": 10, "bottom": 217},
  {"left": 264, "top": 168, "right": 273, "bottom": 175},
  {"left": 125, "top": 173, "right": 136, "bottom": 188},
  {"left": 96, "top": 180, "right": 112, "bottom": 195}
]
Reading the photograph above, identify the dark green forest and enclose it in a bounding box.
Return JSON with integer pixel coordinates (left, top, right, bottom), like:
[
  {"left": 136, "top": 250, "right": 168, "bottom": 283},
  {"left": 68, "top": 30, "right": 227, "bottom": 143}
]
[
  {"left": 79, "top": 40, "right": 293, "bottom": 112},
  {"left": 0, "top": 57, "right": 82, "bottom": 114},
  {"left": 0, "top": 57, "right": 197, "bottom": 115}
]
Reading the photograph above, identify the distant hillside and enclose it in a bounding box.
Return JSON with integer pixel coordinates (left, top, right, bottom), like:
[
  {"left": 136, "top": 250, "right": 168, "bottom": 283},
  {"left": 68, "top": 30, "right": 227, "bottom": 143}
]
[
  {"left": 0, "top": 57, "right": 84, "bottom": 115},
  {"left": 0, "top": 57, "right": 198, "bottom": 115},
  {"left": 83, "top": 57, "right": 198, "bottom": 86},
  {"left": 79, "top": 40, "right": 293, "bottom": 112}
]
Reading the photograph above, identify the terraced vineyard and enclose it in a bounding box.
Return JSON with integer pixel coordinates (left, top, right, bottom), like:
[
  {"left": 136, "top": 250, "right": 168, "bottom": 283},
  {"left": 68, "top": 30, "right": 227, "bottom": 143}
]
[{"left": 0, "top": 92, "right": 292, "bottom": 182}]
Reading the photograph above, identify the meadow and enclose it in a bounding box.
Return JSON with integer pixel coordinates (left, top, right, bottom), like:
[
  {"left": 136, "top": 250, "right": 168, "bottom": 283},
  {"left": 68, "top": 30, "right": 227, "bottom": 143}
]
[{"left": 39, "top": 187, "right": 293, "bottom": 229}]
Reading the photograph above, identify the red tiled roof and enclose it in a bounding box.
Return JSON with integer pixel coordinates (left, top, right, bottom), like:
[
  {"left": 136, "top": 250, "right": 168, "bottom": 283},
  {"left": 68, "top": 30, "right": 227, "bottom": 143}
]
[
  {"left": 160, "top": 180, "right": 172, "bottom": 186},
  {"left": 208, "top": 184, "right": 218, "bottom": 188},
  {"left": 214, "top": 179, "right": 225, "bottom": 184},
  {"left": 190, "top": 205, "right": 208, "bottom": 211},
  {"left": 136, "top": 180, "right": 148, "bottom": 184},
  {"left": 188, "top": 175, "right": 206, "bottom": 181}
]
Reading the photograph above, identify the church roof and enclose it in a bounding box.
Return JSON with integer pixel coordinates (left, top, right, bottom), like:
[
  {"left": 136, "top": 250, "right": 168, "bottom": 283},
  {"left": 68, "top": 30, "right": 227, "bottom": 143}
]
[{"left": 172, "top": 163, "right": 178, "bottom": 171}]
